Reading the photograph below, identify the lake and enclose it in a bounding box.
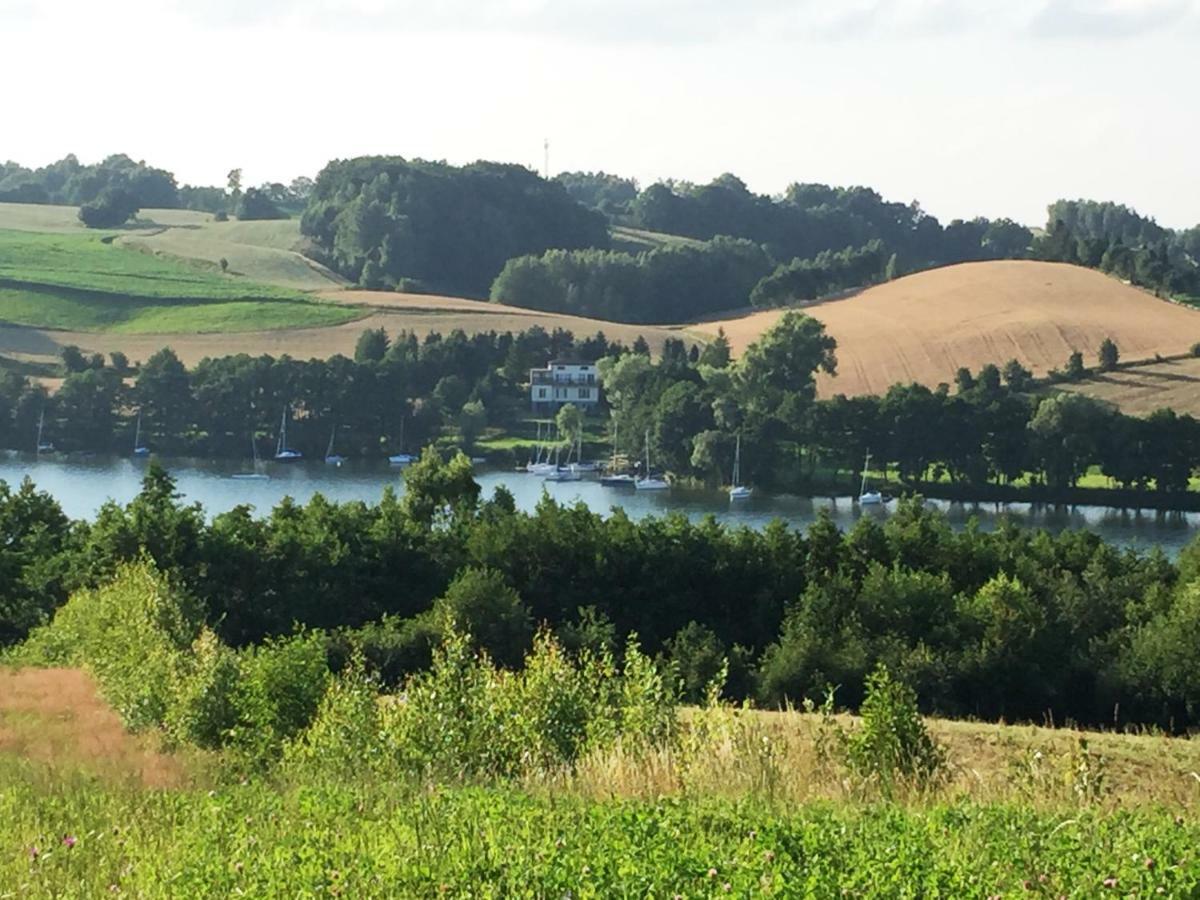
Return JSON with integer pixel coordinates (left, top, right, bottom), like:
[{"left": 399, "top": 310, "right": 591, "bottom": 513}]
[{"left": 2, "top": 453, "right": 1197, "bottom": 556}]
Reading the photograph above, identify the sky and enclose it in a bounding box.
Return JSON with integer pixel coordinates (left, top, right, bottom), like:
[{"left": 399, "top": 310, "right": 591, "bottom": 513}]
[{"left": 2, "top": 0, "right": 1198, "bottom": 228}]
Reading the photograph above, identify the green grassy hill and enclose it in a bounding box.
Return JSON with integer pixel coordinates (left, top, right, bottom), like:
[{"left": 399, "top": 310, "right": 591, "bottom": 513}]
[{"left": 0, "top": 229, "right": 359, "bottom": 334}]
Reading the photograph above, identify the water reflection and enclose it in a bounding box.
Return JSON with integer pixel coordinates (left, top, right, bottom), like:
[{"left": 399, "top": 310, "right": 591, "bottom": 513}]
[{"left": 2, "top": 453, "right": 1196, "bottom": 557}]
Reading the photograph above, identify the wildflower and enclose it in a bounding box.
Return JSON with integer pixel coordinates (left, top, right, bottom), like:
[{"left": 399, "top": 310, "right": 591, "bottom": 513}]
[
  {"left": 29, "top": 846, "right": 39, "bottom": 861},
  {"left": 1144, "top": 857, "right": 1156, "bottom": 870},
  {"left": 723, "top": 883, "right": 732, "bottom": 893},
  {"left": 764, "top": 851, "right": 775, "bottom": 863},
  {"left": 1023, "top": 880, "right": 1034, "bottom": 891},
  {"left": 62, "top": 835, "right": 77, "bottom": 849},
  {"left": 581, "top": 865, "right": 591, "bottom": 876},
  {"left": 1103, "top": 877, "right": 1118, "bottom": 889},
  {"left": 707, "top": 868, "right": 718, "bottom": 879}
]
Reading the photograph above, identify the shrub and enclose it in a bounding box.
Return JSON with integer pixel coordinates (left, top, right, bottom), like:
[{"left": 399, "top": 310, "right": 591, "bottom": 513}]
[
  {"left": 432, "top": 567, "right": 531, "bottom": 668},
  {"left": 1099, "top": 337, "right": 1120, "bottom": 371},
  {"left": 845, "top": 664, "right": 945, "bottom": 793},
  {"left": 383, "top": 629, "right": 678, "bottom": 779},
  {"left": 78, "top": 188, "right": 140, "bottom": 228},
  {"left": 14, "top": 560, "right": 201, "bottom": 731},
  {"left": 283, "top": 654, "right": 390, "bottom": 777},
  {"left": 165, "top": 627, "right": 242, "bottom": 749},
  {"left": 233, "top": 631, "right": 331, "bottom": 756}
]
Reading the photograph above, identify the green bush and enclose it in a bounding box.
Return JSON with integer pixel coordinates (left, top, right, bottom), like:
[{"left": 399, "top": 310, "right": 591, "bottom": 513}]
[
  {"left": 283, "top": 654, "right": 390, "bottom": 777},
  {"left": 14, "top": 560, "right": 201, "bottom": 731},
  {"left": 432, "top": 567, "right": 532, "bottom": 668},
  {"left": 233, "top": 631, "right": 331, "bottom": 757},
  {"left": 846, "top": 664, "right": 945, "bottom": 793},
  {"left": 165, "top": 627, "right": 242, "bottom": 749}
]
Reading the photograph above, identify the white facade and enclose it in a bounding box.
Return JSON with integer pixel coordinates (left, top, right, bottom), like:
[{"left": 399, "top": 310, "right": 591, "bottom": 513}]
[{"left": 530, "top": 360, "right": 600, "bottom": 411}]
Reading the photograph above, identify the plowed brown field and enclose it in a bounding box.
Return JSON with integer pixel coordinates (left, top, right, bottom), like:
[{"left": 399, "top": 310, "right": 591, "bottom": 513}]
[{"left": 692, "top": 261, "right": 1200, "bottom": 398}]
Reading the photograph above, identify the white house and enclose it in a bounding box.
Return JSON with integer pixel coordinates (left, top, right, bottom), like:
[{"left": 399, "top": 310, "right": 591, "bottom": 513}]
[{"left": 530, "top": 359, "right": 600, "bottom": 412}]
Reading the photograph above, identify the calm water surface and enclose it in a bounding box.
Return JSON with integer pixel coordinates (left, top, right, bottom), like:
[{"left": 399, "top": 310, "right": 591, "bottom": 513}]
[{"left": 3, "top": 453, "right": 1197, "bottom": 557}]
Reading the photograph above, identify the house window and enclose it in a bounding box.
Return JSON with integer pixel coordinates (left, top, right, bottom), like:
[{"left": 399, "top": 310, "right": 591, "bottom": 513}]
[
  {"left": 537, "top": 388, "right": 547, "bottom": 398},
  {"left": 578, "top": 388, "right": 591, "bottom": 399}
]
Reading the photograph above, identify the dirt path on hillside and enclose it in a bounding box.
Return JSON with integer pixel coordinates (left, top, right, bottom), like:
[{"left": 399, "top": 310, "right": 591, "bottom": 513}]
[{"left": 0, "top": 667, "right": 187, "bottom": 787}]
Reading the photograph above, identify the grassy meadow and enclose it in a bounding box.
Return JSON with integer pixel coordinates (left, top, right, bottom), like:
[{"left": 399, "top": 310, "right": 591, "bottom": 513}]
[
  {"left": 0, "top": 229, "right": 361, "bottom": 334},
  {"left": 3, "top": 559, "right": 1200, "bottom": 898},
  {"left": 3, "top": 666, "right": 1199, "bottom": 898}
]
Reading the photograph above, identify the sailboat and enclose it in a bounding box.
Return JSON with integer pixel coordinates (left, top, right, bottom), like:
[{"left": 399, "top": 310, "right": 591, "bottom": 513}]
[
  {"left": 388, "top": 418, "right": 415, "bottom": 467},
  {"left": 274, "top": 406, "right": 303, "bottom": 462},
  {"left": 324, "top": 425, "right": 346, "bottom": 466},
  {"left": 600, "top": 420, "right": 635, "bottom": 487},
  {"left": 544, "top": 431, "right": 582, "bottom": 482},
  {"left": 634, "top": 429, "right": 669, "bottom": 491},
  {"left": 858, "top": 450, "right": 884, "bottom": 505},
  {"left": 729, "top": 433, "right": 752, "bottom": 500},
  {"left": 132, "top": 412, "right": 150, "bottom": 458},
  {"left": 35, "top": 408, "right": 54, "bottom": 455},
  {"left": 527, "top": 422, "right": 558, "bottom": 475},
  {"left": 232, "top": 434, "right": 270, "bottom": 480}
]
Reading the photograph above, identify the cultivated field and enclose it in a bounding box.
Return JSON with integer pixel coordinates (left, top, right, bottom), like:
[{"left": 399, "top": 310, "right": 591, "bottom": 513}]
[
  {"left": 0, "top": 202, "right": 342, "bottom": 291},
  {"left": 0, "top": 229, "right": 358, "bottom": 338},
  {"left": 693, "top": 261, "right": 1200, "bottom": 398},
  {"left": 1056, "top": 356, "right": 1200, "bottom": 417}
]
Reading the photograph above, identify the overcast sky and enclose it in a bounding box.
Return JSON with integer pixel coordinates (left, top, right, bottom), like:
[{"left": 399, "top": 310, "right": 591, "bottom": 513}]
[{"left": 3, "top": 0, "right": 1197, "bottom": 228}]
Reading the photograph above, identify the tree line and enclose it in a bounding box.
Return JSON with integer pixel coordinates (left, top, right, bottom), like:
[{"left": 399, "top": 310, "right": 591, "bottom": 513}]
[
  {"left": 602, "top": 316, "right": 1200, "bottom": 502},
  {"left": 1036, "top": 200, "right": 1200, "bottom": 298},
  {"left": 8, "top": 313, "right": 1200, "bottom": 505},
  {"left": 0, "top": 326, "right": 633, "bottom": 459},
  {"left": 0, "top": 154, "right": 313, "bottom": 227},
  {"left": 3, "top": 458, "right": 1200, "bottom": 732}
]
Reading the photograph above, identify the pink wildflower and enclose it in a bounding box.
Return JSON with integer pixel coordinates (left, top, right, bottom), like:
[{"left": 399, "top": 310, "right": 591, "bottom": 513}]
[
  {"left": 1103, "top": 877, "right": 1118, "bottom": 889},
  {"left": 62, "top": 835, "right": 77, "bottom": 849},
  {"left": 29, "top": 846, "right": 39, "bottom": 861}
]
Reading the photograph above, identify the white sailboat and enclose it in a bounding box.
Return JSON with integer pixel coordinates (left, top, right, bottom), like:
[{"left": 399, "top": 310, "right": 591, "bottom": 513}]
[
  {"left": 527, "top": 422, "right": 558, "bottom": 475},
  {"left": 324, "top": 425, "right": 346, "bottom": 466},
  {"left": 132, "top": 411, "right": 149, "bottom": 457},
  {"left": 274, "top": 406, "right": 303, "bottom": 462},
  {"left": 634, "top": 429, "right": 669, "bottom": 491},
  {"left": 600, "top": 420, "right": 635, "bottom": 487},
  {"left": 858, "top": 450, "right": 884, "bottom": 505},
  {"left": 35, "top": 408, "right": 54, "bottom": 455},
  {"left": 232, "top": 434, "right": 270, "bottom": 480},
  {"left": 389, "top": 418, "right": 415, "bottom": 467},
  {"left": 729, "top": 433, "right": 752, "bottom": 500},
  {"left": 545, "top": 431, "right": 582, "bottom": 482}
]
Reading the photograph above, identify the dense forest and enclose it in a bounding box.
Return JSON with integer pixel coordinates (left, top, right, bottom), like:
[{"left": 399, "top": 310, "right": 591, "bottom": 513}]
[
  {"left": 299, "top": 157, "right": 610, "bottom": 297},
  {"left": 2, "top": 458, "right": 1200, "bottom": 731},
  {"left": 7, "top": 317, "right": 1200, "bottom": 505}
]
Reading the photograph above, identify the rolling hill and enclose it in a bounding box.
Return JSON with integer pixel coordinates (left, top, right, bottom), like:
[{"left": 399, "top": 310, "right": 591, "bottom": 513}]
[{"left": 692, "top": 260, "right": 1200, "bottom": 399}]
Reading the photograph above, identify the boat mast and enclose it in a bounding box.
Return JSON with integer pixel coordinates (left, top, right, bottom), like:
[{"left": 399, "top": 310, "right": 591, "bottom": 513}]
[
  {"left": 134, "top": 412, "right": 141, "bottom": 451},
  {"left": 860, "top": 450, "right": 872, "bottom": 496},
  {"left": 733, "top": 433, "right": 742, "bottom": 488}
]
